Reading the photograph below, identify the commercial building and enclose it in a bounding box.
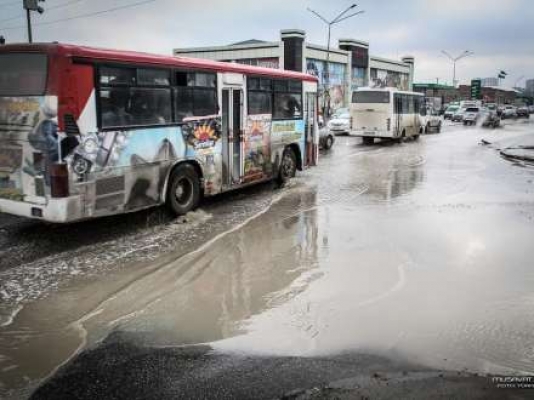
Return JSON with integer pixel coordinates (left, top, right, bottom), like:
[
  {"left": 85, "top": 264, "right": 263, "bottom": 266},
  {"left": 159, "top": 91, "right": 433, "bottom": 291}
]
[
  {"left": 481, "top": 77, "right": 499, "bottom": 87},
  {"left": 173, "top": 29, "right": 414, "bottom": 113},
  {"left": 458, "top": 85, "right": 518, "bottom": 104},
  {"left": 413, "top": 83, "right": 459, "bottom": 105},
  {"left": 526, "top": 79, "right": 534, "bottom": 97}
]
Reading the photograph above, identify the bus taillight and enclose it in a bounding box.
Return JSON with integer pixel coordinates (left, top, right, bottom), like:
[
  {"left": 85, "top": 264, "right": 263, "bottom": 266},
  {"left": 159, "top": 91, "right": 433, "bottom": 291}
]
[
  {"left": 50, "top": 163, "right": 69, "bottom": 198},
  {"left": 387, "top": 118, "right": 391, "bottom": 131}
]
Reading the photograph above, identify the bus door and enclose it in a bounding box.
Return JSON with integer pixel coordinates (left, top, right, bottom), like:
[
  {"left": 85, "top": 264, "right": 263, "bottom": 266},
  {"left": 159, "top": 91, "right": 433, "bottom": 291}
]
[
  {"left": 394, "top": 94, "right": 403, "bottom": 136},
  {"left": 304, "top": 93, "right": 317, "bottom": 166},
  {"left": 221, "top": 88, "right": 243, "bottom": 188}
]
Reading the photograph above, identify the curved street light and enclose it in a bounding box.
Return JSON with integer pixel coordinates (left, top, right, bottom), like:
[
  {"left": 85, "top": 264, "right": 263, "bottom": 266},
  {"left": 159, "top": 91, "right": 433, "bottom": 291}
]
[
  {"left": 308, "top": 4, "right": 365, "bottom": 118},
  {"left": 441, "top": 50, "right": 474, "bottom": 87}
]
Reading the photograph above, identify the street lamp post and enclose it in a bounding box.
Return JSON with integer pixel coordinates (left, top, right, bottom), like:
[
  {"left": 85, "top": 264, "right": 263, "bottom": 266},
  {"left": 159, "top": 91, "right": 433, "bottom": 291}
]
[
  {"left": 441, "top": 50, "right": 474, "bottom": 88},
  {"left": 23, "top": 0, "right": 45, "bottom": 44},
  {"left": 307, "top": 4, "right": 364, "bottom": 119}
]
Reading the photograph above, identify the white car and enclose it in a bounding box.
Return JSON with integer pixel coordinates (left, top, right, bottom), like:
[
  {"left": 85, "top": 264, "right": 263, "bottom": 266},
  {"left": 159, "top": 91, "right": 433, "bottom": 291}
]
[
  {"left": 463, "top": 107, "right": 480, "bottom": 125},
  {"left": 327, "top": 111, "right": 351, "bottom": 135},
  {"left": 419, "top": 107, "right": 442, "bottom": 133},
  {"left": 502, "top": 105, "right": 517, "bottom": 119}
]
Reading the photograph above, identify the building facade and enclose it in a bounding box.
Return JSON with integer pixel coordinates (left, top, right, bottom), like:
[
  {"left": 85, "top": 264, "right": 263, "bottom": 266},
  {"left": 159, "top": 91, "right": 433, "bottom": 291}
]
[
  {"left": 173, "top": 29, "right": 414, "bottom": 113},
  {"left": 458, "top": 85, "right": 518, "bottom": 104},
  {"left": 413, "top": 83, "right": 459, "bottom": 105},
  {"left": 526, "top": 79, "right": 534, "bottom": 97},
  {"left": 481, "top": 77, "right": 499, "bottom": 87}
]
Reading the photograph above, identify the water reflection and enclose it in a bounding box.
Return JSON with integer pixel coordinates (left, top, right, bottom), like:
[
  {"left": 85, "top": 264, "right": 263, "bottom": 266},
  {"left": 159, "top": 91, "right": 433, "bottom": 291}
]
[
  {"left": 359, "top": 154, "right": 426, "bottom": 202},
  {"left": 0, "top": 190, "right": 322, "bottom": 392}
]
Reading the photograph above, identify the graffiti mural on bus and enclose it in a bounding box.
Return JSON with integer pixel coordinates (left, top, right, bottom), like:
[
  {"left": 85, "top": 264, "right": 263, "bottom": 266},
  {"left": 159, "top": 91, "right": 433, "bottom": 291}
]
[
  {"left": 243, "top": 115, "right": 272, "bottom": 182},
  {"left": 182, "top": 116, "right": 221, "bottom": 152}
]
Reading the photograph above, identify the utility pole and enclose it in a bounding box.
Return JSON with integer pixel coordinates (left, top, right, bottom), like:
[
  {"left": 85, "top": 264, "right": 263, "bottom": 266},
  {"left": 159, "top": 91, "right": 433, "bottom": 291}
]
[
  {"left": 441, "top": 50, "right": 474, "bottom": 88},
  {"left": 23, "top": 0, "right": 45, "bottom": 43},
  {"left": 307, "top": 4, "right": 364, "bottom": 120}
]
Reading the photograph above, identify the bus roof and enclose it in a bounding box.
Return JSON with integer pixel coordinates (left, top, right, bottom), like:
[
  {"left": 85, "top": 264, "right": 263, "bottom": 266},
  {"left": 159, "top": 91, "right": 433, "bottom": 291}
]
[
  {"left": 353, "top": 87, "right": 423, "bottom": 96},
  {"left": 0, "top": 42, "right": 318, "bottom": 83}
]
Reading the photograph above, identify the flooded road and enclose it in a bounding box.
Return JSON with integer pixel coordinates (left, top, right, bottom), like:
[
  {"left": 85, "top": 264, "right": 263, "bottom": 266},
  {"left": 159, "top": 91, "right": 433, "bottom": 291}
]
[{"left": 1, "top": 119, "right": 534, "bottom": 398}]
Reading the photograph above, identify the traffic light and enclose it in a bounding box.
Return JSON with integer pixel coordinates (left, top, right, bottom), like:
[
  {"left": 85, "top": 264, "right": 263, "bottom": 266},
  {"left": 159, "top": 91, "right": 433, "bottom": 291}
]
[
  {"left": 471, "top": 79, "right": 482, "bottom": 100},
  {"left": 23, "top": 0, "right": 45, "bottom": 14}
]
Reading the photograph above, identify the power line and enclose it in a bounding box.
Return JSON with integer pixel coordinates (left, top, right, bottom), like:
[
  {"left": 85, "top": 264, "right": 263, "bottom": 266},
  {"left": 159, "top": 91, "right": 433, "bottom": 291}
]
[
  {"left": 0, "top": 0, "right": 156, "bottom": 31},
  {"left": 47, "top": 0, "right": 84, "bottom": 12},
  {"left": 0, "top": 0, "right": 84, "bottom": 24}
]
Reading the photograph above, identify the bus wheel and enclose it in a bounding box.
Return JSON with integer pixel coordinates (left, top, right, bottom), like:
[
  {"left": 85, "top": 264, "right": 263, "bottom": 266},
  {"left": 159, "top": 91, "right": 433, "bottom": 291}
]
[
  {"left": 278, "top": 147, "right": 297, "bottom": 186},
  {"left": 167, "top": 164, "right": 200, "bottom": 216},
  {"left": 362, "top": 137, "right": 374, "bottom": 145}
]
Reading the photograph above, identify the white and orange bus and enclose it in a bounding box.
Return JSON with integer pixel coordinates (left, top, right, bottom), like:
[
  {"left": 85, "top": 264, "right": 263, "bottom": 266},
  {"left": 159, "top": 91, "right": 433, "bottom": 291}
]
[{"left": 0, "top": 43, "right": 319, "bottom": 222}]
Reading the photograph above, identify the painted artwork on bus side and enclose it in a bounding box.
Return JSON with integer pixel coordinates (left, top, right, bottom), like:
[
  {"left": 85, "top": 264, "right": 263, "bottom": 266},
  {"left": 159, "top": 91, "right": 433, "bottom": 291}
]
[
  {"left": 181, "top": 116, "right": 222, "bottom": 195},
  {"left": 243, "top": 115, "right": 272, "bottom": 182},
  {"left": 0, "top": 96, "right": 58, "bottom": 201}
]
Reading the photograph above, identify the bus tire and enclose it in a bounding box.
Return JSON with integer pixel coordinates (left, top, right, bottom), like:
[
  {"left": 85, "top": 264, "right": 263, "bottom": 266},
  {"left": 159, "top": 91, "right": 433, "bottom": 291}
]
[
  {"left": 277, "top": 147, "right": 297, "bottom": 186},
  {"left": 166, "top": 163, "right": 200, "bottom": 216},
  {"left": 362, "top": 137, "right": 374, "bottom": 145}
]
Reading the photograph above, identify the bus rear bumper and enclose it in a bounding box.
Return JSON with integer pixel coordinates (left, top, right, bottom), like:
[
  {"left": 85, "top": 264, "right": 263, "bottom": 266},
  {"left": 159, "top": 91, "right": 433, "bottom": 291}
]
[
  {"left": 349, "top": 130, "right": 395, "bottom": 138},
  {"left": 0, "top": 196, "right": 84, "bottom": 223}
]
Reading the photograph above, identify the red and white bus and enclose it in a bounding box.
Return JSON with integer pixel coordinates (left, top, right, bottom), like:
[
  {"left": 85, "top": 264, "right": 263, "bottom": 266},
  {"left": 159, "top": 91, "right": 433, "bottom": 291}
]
[{"left": 0, "top": 43, "right": 319, "bottom": 222}]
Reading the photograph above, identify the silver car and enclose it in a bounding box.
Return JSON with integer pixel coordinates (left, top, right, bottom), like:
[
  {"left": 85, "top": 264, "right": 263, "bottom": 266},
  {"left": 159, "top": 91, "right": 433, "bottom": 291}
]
[
  {"left": 327, "top": 111, "right": 351, "bottom": 135},
  {"left": 463, "top": 107, "right": 480, "bottom": 125}
]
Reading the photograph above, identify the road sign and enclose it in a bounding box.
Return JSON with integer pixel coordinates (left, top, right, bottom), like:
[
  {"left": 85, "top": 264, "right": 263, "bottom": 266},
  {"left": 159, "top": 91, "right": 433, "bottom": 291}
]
[{"left": 471, "top": 79, "right": 482, "bottom": 100}]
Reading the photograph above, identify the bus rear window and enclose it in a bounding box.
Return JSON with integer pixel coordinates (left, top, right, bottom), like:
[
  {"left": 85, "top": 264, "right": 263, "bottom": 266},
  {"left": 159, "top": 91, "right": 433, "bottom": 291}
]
[
  {"left": 352, "top": 91, "right": 390, "bottom": 104},
  {"left": 0, "top": 53, "right": 48, "bottom": 96}
]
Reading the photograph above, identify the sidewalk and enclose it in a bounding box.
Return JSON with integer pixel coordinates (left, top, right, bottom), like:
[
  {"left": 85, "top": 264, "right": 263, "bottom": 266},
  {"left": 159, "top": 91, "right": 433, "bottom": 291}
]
[{"left": 480, "top": 124, "right": 534, "bottom": 163}]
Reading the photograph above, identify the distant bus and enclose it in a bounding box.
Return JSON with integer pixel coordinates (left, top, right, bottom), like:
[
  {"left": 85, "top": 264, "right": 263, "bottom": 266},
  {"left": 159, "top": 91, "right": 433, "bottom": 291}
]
[
  {"left": 349, "top": 88, "right": 424, "bottom": 144},
  {"left": 0, "top": 43, "right": 319, "bottom": 222}
]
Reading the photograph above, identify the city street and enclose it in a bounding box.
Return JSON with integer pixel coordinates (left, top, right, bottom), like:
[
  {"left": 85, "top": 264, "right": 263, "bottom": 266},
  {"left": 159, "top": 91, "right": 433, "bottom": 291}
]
[{"left": 1, "top": 118, "right": 534, "bottom": 399}]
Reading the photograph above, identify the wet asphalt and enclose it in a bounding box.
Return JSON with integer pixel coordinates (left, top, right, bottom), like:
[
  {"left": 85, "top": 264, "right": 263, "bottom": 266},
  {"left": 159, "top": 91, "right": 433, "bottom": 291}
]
[{"left": 1, "top": 118, "right": 534, "bottom": 399}]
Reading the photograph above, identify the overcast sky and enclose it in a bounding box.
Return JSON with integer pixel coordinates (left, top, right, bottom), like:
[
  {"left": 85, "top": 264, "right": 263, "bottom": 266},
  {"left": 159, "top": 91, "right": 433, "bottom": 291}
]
[{"left": 1, "top": 0, "right": 533, "bottom": 87}]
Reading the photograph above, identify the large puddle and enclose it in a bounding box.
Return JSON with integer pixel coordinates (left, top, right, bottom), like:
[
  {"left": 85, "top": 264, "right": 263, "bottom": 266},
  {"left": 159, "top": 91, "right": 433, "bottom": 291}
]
[{"left": 1, "top": 127, "right": 534, "bottom": 395}]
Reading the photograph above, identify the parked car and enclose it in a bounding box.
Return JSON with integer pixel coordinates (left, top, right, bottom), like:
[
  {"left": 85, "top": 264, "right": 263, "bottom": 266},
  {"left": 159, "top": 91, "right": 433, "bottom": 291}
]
[
  {"left": 319, "top": 128, "right": 335, "bottom": 150},
  {"left": 463, "top": 107, "right": 480, "bottom": 125},
  {"left": 516, "top": 106, "right": 530, "bottom": 118},
  {"left": 481, "top": 108, "right": 501, "bottom": 128},
  {"left": 419, "top": 107, "right": 442, "bottom": 133},
  {"left": 452, "top": 108, "right": 466, "bottom": 122},
  {"left": 501, "top": 105, "right": 517, "bottom": 119},
  {"left": 327, "top": 110, "right": 351, "bottom": 135},
  {"left": 444, "top": 105, "right": 459, "bottom": 120}
]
